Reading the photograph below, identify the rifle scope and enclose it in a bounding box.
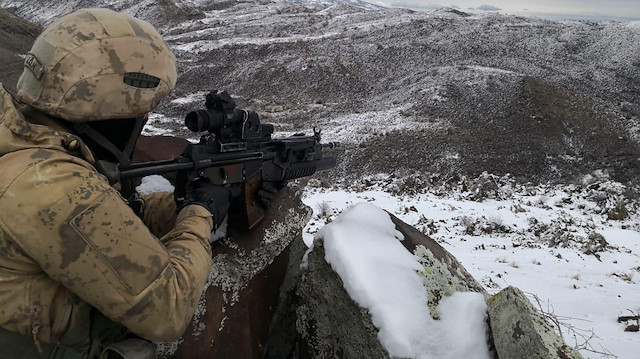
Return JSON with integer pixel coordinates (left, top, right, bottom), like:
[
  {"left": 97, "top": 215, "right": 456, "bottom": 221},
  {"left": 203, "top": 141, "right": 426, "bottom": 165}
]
[
  {"left": 185, "top": 90, "right": 269, "bottom": 141},
  {"left": 185, "top": 108, "right": 253, "bottom": 133}
]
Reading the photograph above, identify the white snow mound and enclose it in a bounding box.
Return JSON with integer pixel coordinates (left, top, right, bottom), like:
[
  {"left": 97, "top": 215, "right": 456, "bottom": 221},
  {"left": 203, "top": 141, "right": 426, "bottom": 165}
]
[{"left": 316, "top": 202, "right": 491, "bottom": 359}]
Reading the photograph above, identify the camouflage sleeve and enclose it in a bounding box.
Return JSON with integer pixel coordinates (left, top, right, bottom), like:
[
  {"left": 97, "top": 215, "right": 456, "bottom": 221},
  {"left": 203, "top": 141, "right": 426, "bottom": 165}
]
[
  {"left": 137, "top": 192, "right": 178, "bottom": 239},
  {"left": 1, "top": 154, "right": 213, "bottom": 342}
]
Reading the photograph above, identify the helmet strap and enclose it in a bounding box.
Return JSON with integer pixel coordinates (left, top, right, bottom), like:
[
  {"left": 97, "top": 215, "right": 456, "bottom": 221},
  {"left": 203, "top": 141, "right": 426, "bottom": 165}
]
[{"left": 70, "top": 116, "right": 147, "bottom": 167}]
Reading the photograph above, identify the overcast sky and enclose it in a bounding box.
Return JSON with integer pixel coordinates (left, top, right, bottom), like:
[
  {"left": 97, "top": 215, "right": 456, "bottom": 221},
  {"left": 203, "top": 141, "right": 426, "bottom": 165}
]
[{"left": 371, "top": 0, "right": 640, "bottom": 21}]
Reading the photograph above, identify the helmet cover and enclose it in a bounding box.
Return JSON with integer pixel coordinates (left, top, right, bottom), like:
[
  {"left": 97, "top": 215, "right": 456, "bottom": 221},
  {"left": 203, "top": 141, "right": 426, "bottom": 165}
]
[{"left": 17, "top": 8, "right": 177, "bottom": 122}]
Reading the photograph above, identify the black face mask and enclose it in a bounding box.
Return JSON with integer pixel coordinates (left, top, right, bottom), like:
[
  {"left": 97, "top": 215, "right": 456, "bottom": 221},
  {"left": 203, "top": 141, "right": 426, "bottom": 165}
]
[{"left": 66, "top": 116, "right": 147, "bottom": 165}]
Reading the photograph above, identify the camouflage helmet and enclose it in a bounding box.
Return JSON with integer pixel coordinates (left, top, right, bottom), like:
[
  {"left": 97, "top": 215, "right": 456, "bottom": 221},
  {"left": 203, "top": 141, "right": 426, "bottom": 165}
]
[{"left": 17, "top": 8, "right": 177, "bottom": 122}]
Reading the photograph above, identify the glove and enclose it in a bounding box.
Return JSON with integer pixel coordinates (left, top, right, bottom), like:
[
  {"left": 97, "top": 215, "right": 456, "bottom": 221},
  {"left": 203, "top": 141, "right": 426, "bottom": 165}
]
[
  {"left": 127, "top": 195, "right": 145, "bottom": 218},
  {"left": 257, "top": 181, "right": 287, "bottom": 209},
  {"left": 180, "top": 179, "right": 235, "bottom": 229}
]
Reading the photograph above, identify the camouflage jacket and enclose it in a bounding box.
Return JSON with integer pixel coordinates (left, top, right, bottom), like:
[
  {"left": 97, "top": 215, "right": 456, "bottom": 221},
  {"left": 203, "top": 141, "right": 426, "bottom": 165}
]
[{"left": 0, "top": 85, "right": 214, "bottom": 351}]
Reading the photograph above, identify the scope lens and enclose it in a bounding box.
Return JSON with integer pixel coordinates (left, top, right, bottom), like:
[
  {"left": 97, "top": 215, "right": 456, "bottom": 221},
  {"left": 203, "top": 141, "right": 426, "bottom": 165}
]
[{"left": 185, "top": 110, "right": 209, "bottom": 132}]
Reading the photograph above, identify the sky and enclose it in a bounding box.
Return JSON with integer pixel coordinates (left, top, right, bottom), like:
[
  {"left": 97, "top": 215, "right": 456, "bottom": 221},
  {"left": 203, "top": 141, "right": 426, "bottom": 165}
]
[{"left": 371, "top": 0, "right": 640, "bottom": 21}]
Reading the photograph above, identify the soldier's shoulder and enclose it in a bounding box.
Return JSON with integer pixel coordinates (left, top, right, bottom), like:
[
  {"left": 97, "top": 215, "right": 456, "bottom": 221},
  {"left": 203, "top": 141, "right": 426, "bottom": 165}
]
[
  {"left": 0, "top": 84, "right": 19, "bottom": 122},
  {"left": 0, "top": 148, "right": 109, "bottom": 210},
  {"left": 0, "top": 146, "right": 95, "bottom": 182}
]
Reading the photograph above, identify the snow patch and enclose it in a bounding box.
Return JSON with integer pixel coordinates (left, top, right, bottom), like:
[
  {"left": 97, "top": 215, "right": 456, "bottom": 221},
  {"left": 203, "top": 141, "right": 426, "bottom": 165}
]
[
  {"left": 136, "top": 175, "right": 174, "bottom": 194},
  {"left": 313, "top": 108, "right": 449, "bottom": 145},
  {"left": 172, "top": 33, "right": 341, "bottom": 54},
  {"left": 316, "top": 203, "right": 491, "bottom": 358},
  {"left": 143, "top": 113, "right": 176, "bottom": 136}
]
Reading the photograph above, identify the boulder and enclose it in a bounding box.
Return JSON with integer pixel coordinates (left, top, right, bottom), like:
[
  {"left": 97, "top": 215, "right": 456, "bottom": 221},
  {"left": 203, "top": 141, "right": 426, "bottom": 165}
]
[
  {"left": 487, "top": 286, "right": 583, "bottom": 359},
  {"left": 132, "top": 135, "right": 191, "bottom": 185},
  {"left": 265, "top": 211, "right": 490, "bottom": 358},
  {"left": 297, "top": 238, "right": 389, "bottom": 359},
  {"left": 133, "top": 135, "right": 190, "bottom": 164},
  {"left": 388, "top": 213, "right": 488, "bottom": 316}
]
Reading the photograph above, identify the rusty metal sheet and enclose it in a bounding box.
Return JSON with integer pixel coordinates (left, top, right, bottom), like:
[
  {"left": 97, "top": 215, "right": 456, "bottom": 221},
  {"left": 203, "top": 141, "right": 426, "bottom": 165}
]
[{"left": 159, "top": 187, "right": 312, "bottom": 359}]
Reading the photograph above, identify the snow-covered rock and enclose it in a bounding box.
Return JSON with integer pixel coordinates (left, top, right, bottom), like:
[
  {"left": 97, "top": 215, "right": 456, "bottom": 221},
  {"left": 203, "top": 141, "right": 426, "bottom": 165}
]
[{"left": 268, "top": 203, "right": 492, "bottom": 357}]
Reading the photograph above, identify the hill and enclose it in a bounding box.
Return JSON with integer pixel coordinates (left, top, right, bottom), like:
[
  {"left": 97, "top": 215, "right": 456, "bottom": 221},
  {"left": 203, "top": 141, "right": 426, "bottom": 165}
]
[{"left": 1, "top": 0, "right": 640, "bottom": 184}]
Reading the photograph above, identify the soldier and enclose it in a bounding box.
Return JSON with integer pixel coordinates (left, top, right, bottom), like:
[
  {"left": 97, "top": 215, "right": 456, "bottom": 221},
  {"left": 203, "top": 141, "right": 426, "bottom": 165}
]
[{"left": 0, "top": 8, "right": 232, "bottom": 358}]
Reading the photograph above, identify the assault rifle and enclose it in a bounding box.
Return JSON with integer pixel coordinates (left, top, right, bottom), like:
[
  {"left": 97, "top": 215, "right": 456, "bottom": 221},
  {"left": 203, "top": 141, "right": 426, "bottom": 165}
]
[{"left": 117, "top": 90, "right": 339, "bottom": 229}]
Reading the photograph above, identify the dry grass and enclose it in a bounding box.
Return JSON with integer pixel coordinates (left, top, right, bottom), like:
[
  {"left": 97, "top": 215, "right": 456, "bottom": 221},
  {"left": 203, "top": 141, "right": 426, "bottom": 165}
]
[
  {"left": 315, "top": 201, "right": 332, "bottom": 218},
  {"left": 611, "top": 272, "right": 635, "bottom": 284}
]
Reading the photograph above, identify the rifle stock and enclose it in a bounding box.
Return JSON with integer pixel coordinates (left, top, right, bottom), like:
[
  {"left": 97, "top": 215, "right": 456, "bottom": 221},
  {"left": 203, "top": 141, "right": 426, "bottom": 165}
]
[{"left": 239, "top": 172, "right": 265, "bottom": 230}]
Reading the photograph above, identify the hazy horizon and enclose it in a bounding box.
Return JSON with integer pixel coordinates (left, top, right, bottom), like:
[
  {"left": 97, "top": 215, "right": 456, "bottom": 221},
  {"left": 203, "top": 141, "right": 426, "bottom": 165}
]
[{"left": 370, "top": 0, "right": 640, "bottom": 22}]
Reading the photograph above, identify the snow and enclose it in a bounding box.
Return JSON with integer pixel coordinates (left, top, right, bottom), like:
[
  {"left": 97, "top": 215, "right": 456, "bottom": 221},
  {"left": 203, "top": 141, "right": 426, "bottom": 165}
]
[
  {"left": 316, "top": 202, "right": 491, "bottom": 358},
  {"left": 143, "top": 113, "right": 177, "bottom": 136},
  {"left": 302, "top": 176, "right": 640, "bottom": 359},
  {"left": 171, "top": 32, "right": 341, "bottom": 53},
  {"left": 136, "top": 175, "right": 174, "bottom": 194},
  {"left": 279, "top": 0, "right": 381, "bottom": 11},
  {"left": 296, "top": 108, "right": 450, "bottom": 145},
  {"left": 169, "top": 91, "right": 209, "bottom": 105}
]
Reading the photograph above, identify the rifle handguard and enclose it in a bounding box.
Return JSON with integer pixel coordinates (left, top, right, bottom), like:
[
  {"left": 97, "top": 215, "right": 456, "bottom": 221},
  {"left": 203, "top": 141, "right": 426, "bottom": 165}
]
[{"left": 281, "top": 157, "right": 337, "bottom": 181}]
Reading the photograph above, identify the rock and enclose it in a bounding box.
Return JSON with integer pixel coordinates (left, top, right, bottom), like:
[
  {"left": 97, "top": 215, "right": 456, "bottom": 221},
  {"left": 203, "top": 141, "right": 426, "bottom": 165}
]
[
  {"left": 265, "top": 220, "right": 388, "bottom": 359},
  {"left": 617, "top": 314, "right": 640, "bottom": 333},
  {"left": 158, "top": 186, "right": 312, "bottom": 359},
  {"left": 132, "top": 135, "right": 191, "bottom": 185},
  {"left": 388, "top": 213, "right": 488, "bottom": 316},
  {"left": 266, "top": 211, "right": 490, "bottom": 358},
  {"left": 582, "top": 232, "right": 609, "bottom": 259},
  {"left": 268, "top": 210, "right": 585, "bottom": 359},
  {"left": 294, "top": 239, "right": 389, "bottom": 359},
  {"left": 133, "top": 135, "right": 190, "bottom": 163},
  {"left": 262, "top": 229, "right": 309, "bottom": 359},
  {"left": 607, "top": 198, "right": 628, "bottom": 220},
  {"left": 487, "top": 286, "right": 583, "bottom": 359},
  {"left": 625, "top": 324, "right": 639, "bottom": 332}
]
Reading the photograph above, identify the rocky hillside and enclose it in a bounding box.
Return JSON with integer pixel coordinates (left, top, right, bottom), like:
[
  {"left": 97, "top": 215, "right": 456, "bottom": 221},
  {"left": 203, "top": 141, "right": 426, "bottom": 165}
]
[
  {"left": 0, "top": 8, "right": 40, "bottom": 94},
  {"left": 2, "top": 0, "right": 639, "bottom": 185}
]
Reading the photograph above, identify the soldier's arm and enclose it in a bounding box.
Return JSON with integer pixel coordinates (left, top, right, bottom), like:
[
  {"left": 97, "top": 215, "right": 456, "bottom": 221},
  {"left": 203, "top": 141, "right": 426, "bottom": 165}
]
[
  {"left": 1, "top": 157, "right": 213, "bottom": 342},
  {"left": 135, "top": 191, "right": 178, "bottom": 238}
]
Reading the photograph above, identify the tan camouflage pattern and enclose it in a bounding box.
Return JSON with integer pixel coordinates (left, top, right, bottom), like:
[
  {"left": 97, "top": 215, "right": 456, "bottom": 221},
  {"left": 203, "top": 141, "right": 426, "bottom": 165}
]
[
  {"left": 139, "top": 191, "right": 178, "bottom": 239},
  {"left": 17, "top": 8, "right": 177, "bottom": 122},
  {"left": 0, "top": 85, "right": 214, "bottom": 349}
]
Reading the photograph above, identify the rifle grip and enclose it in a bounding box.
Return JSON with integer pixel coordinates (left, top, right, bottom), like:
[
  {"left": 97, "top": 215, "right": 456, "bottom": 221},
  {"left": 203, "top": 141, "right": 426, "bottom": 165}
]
[{"left": 240, "top": 172, "right": 265, "bottom": 230}]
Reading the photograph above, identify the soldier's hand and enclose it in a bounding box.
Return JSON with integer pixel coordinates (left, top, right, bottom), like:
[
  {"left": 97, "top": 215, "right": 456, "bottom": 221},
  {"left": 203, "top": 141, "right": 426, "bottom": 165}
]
[
  {"left": 181, "top": 179, "right": 238, "bottom": 229},
  {"left": 257, "top": 181, "right": 287, "bottom": 209}
]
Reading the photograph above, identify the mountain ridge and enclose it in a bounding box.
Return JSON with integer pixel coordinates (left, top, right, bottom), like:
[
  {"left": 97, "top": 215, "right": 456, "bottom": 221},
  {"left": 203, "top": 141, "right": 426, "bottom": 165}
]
[{"left": 1, "top": 0, "right": 639, "bottom": 185}]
